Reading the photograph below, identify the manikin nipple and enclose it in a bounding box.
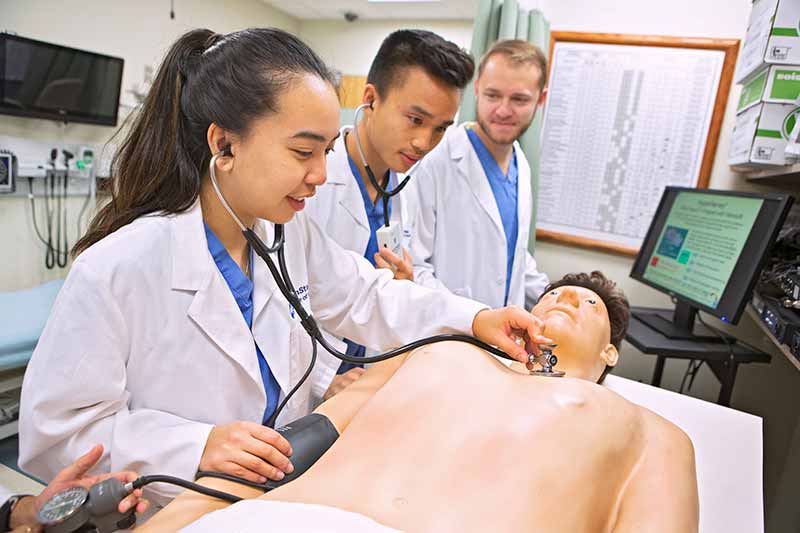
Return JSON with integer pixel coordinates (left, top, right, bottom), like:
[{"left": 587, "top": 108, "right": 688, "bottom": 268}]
[{"left": 554, "top": 392, "right": 586, "bottom": 409}]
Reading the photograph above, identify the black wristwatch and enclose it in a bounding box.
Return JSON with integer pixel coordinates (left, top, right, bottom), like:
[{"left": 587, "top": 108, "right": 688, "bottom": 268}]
[{"left": 0, "top": 494, "right": 31, "bottom": 532}]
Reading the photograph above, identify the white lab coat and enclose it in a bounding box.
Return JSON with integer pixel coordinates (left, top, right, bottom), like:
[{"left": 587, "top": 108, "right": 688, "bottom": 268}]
[
  {"left": 410, "top": 124, "right": 549, "bottom": 310},
  {"left": 305, "top": 127, "right": 417, "bottom": 377},
  {"left": 19, "top": 201, "right": 483, "bottom": 506}
]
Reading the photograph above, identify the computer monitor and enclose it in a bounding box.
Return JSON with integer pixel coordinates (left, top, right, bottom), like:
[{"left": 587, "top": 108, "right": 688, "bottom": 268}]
[{"left": 630, "top": 186, "right": 793, "bottom": 340}]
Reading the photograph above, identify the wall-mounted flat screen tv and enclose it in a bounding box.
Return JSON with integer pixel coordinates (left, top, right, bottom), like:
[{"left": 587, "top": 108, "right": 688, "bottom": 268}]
[{"left": 0, "top": 34, "right": 124, "bottom": 126}]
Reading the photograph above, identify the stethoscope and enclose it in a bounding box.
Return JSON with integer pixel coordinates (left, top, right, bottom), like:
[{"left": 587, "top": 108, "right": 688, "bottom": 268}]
[
  {"left": 351, "top": 102, "right": 419, "bottom": 226},
  {"left": 208, "top": 149, "right": 517, "bottom": 428}
]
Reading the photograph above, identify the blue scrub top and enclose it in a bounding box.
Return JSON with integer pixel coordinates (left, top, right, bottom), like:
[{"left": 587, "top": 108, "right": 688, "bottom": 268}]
[
  {"left": 204, "top": 223, "right": 282, "bottom": 425},
  {"left": 466, "top": 127, "right": 519, "bottom": 306},
  {"left": 338, "top": 154, "right": 398, "bottom": 374}
]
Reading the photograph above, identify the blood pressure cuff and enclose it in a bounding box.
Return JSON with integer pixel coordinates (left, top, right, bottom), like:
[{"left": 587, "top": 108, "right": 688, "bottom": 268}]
[{"left": 197, "top": 413, "right": 339, "bottom": 492}]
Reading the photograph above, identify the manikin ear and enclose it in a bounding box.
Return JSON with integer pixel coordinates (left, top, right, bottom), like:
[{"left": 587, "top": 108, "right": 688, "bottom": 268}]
[{"left": 600, "top": 344, "right": 619, "bottom": 368}]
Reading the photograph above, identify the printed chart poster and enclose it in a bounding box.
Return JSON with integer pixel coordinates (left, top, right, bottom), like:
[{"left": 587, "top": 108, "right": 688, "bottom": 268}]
[
  {"left": 538, "top": 41, "right": 725, "bottom": 250},
  {"left": 643, "top": 192, "right": 763, "bottom": 308}
]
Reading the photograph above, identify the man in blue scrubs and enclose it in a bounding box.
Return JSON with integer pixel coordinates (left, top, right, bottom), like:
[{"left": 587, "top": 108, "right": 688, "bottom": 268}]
[
  {"left": 305, "top": 30, "right": 474, "bottom": 399},
  {"left": 410, "top": 40, "right": 550, "bottom": 310}
]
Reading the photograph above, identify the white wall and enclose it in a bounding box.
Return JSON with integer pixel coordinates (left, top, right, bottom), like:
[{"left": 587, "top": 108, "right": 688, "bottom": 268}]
[
  {"left": 299, "top": 19, "right": 473, "bottom": 76},
  {"left": 0, "top": 0, "right": 299, "bottom": 291}
]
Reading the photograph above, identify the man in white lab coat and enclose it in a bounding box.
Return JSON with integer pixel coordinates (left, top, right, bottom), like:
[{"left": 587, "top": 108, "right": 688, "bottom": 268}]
[
  {"left": 306, "top": 30, "right": 475, "bottom": 396},
  {"left": 410, "top": 39, "right": 550, "bottom": 311}
]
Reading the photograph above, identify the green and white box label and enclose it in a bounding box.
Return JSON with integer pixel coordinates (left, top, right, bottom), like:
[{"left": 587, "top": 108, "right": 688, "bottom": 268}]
[
  {"left": 729, "top": 102, "right": 799, "bottom": 166},
  {"left": 737, "top": 0, "right": 800, "bottom": 83},
  {"left": 738, "top": 65, "right": 800, "bottom": 113}
]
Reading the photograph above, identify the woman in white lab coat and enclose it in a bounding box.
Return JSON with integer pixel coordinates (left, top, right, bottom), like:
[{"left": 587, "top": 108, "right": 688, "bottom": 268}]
[{"left": 19, "top": 28, "right": 546, "bottom": 507}]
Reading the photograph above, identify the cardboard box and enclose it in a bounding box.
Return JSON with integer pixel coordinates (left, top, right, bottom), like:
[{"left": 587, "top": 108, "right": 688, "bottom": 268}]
[
  {"left": 729, "top": 102, "right": 800, "bottom": 168},
  {"left": 737, "top": 65, "right": 800, "bottom": 113},
  {"left": 736, "top": 0, "right": 800, "bottom": 83}
]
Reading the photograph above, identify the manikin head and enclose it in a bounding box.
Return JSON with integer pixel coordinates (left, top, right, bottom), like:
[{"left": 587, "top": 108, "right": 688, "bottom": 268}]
[
  {"left": 359, "top": 29, "right": 474, "bottom": 172},
  {"left": 474, "top": 39, "right": 547, "bottom": 147},
  {"left": 531, "top": 272, "right": 630, "bottom": 383}
]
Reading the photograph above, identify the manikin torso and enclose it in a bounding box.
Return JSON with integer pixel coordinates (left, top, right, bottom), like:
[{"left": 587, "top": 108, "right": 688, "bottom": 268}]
[
  {"left": 263, "top": 343, "right": 648, "bottom": 532},
  {"left": 141, "top": 283, "right": 696, "bottom": 533}
]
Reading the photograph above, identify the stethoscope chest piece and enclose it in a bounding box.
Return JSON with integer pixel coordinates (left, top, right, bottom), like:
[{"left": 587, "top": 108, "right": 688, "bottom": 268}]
[{"left": 528, "top": 344, "right": 566, "bottom": 377}]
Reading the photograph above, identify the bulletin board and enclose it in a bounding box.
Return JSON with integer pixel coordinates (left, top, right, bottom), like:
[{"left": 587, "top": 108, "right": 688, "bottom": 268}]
[{"left": 536, "top": 32, "right": 739, "bottom": 256}]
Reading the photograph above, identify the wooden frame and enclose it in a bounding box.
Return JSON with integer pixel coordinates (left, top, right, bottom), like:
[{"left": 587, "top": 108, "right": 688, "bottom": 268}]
[{"left": 536, "top": 32, "right": 739, "bottom": 256}]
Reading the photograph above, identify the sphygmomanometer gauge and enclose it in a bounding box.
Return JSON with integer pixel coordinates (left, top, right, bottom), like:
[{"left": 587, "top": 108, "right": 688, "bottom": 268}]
[{"left": 37, "top": 486, "right": 90, "bottom": 531}]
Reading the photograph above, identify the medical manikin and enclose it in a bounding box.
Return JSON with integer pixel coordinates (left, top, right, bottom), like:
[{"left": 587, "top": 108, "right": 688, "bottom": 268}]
[{"left": 141, "top": 272, "right": 699, "bottom": 533}]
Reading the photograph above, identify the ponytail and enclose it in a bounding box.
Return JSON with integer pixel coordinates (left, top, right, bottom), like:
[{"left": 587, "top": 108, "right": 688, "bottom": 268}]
[{"left": 73, "top": 29, "right": 216, "bottom": 256}]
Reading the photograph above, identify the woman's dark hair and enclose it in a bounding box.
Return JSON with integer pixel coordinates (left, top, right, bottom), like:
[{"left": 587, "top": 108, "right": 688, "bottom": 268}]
[
  {"left": 542, "top": 271, "right": 630, "bottom": 383},
  {"left": 74, "top": 28, "right": 336, "bottom": 256},
  {"left": 366, "top": 29, "right": 474, "bottom": 97}
]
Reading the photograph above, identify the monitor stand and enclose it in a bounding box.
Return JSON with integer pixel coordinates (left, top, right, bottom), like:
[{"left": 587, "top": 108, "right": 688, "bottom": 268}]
[{"left": 634, "top": 302, "right": 725, "bottom": 342}]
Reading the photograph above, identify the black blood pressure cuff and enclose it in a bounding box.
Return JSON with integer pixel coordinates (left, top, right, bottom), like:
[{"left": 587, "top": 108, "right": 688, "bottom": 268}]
[{"left": 197, "top": 413, "right": 339, "bottom": 492}]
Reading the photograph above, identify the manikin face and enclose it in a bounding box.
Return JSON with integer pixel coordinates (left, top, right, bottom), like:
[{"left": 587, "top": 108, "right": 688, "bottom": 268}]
[
  {"left": 531, "top": 285, "right": 618, "bottom": 382},
  {"left": 211, "top": 73, "right": 341, "bottom": 224},
  {"left": 474, "top": 54, "right": 543, "bottom": 146},
  {"left": 363, "top": 66, "right": 461, "bottom": 172}
]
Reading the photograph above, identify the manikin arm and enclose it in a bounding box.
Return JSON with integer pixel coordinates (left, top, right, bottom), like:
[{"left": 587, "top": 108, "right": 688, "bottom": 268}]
[
  {"left": 612, "top": 413, "right": 699, "bottom": 532},
  {"left": 313, "top": 353, "right": 408, "bottom": 433},
  {"left": 138, "top": 355, "right": 408, "bottom": 532}
]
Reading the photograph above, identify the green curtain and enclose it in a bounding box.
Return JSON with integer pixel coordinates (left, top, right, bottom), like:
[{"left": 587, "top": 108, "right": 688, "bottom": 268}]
[{"left": 461, "top": 0, "right": 550, "bottom": 252}]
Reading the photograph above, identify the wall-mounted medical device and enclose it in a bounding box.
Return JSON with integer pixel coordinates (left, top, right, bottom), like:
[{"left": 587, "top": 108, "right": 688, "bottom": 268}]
[
  {"left": 0, "top": 150, "right": 16, "bottom": 193},
  {"left": 0, "top": 33, "right": 124, "bottom": 126}
]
